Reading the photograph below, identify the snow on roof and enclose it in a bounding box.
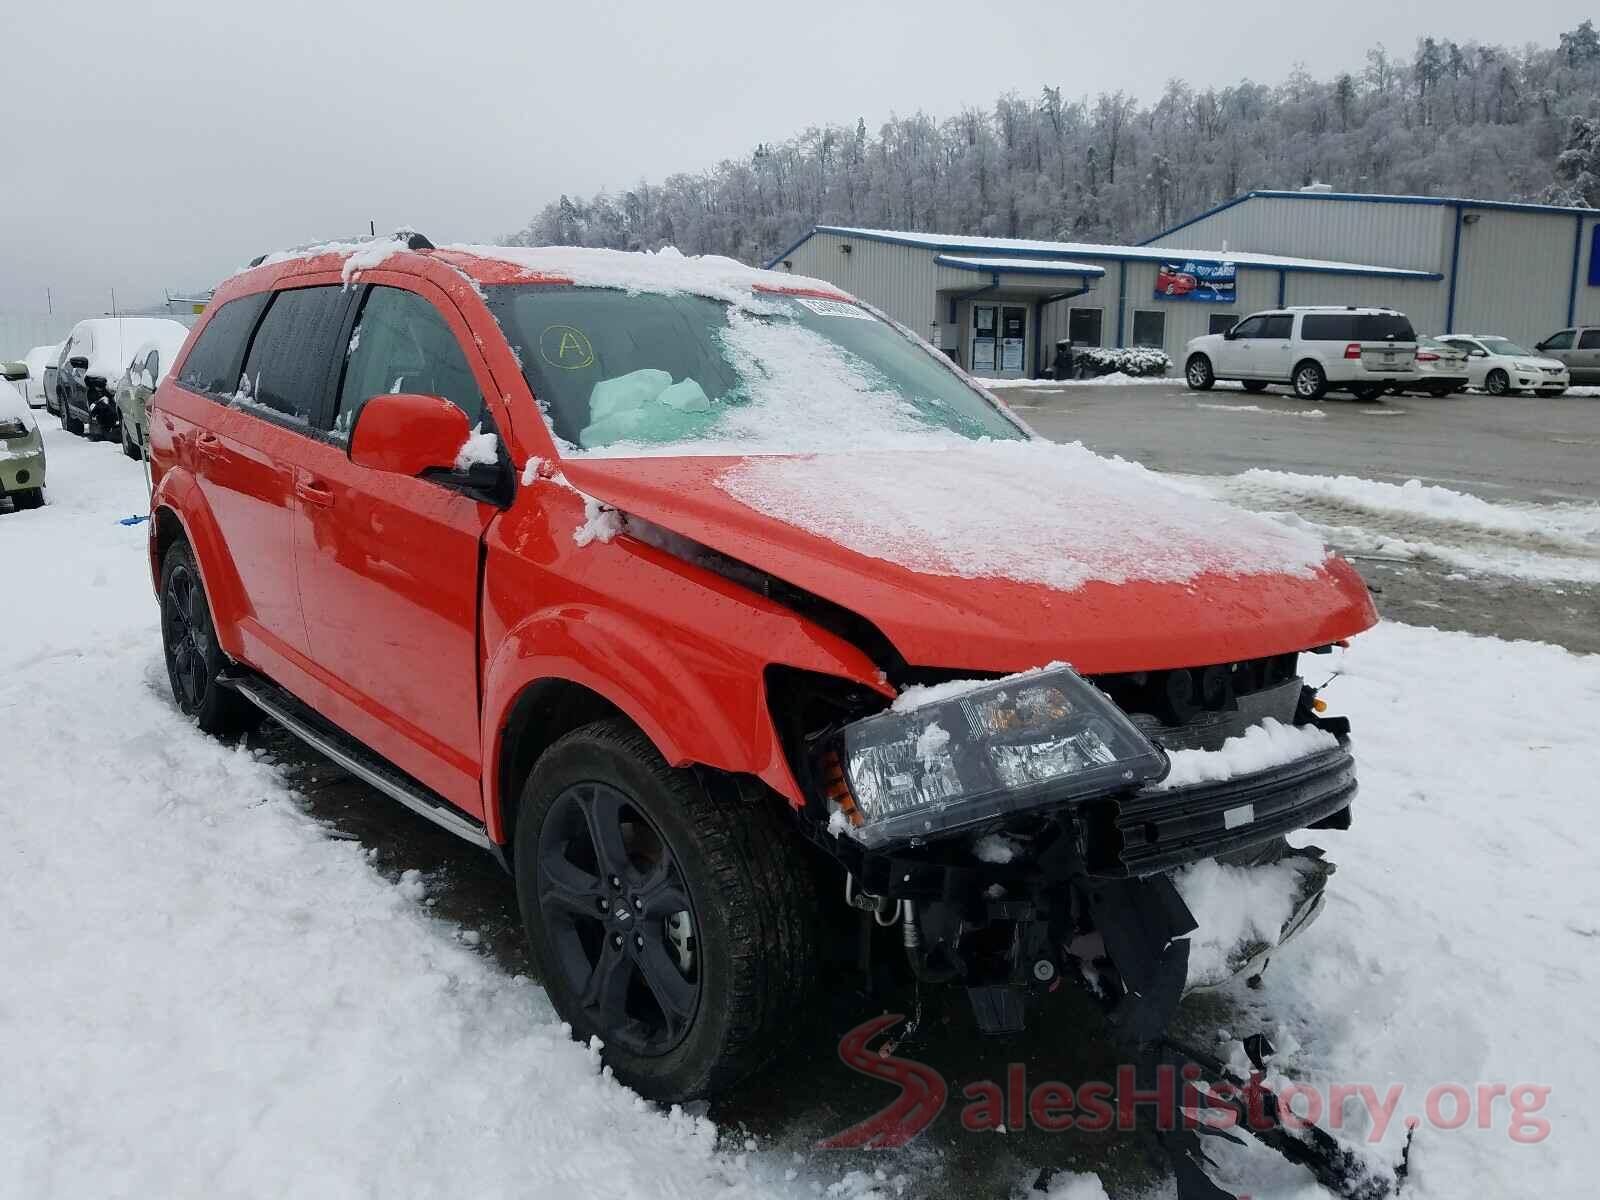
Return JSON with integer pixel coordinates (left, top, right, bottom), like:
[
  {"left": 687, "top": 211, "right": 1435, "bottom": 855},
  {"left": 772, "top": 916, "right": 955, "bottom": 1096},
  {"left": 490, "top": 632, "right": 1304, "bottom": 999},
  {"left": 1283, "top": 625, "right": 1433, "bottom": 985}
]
[
  {"left": 804, "top": 225, "right": 1438, "bottom": 278},
  {"left": 935, "top": 254, "right": 1106, "bottom": 277},
  {"left": 238, "top": 238, "right": 845, "bottom": 307}
]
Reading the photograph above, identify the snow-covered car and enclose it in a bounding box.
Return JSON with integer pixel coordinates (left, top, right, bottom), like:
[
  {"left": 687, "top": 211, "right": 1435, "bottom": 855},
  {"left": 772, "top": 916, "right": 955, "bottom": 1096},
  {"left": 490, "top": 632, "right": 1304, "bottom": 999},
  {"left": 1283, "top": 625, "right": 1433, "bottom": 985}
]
[
  {"left": 22, "top": 343, "right": 61, "bottom": 408},
  {"left": 114, "top": 325, "right": 192, "bottom": 459},
  {"left": 1, "top": 378, "right": 46, "bottom": 510},
  {"left": 1435, "top": 334, "right": 1569, "bottom": 396},
  {"left": 1184, "top": 306, "right": 1419, "bottom": 400},
  {"left": 149, "top": 236, "right": 1377, "bottom": 1111},
  {"left": 1391, "top": 337, "right": 1470, "bottom": 397},
  {"left": 56, "top": 317, "right": 191, "bottom": 439}
]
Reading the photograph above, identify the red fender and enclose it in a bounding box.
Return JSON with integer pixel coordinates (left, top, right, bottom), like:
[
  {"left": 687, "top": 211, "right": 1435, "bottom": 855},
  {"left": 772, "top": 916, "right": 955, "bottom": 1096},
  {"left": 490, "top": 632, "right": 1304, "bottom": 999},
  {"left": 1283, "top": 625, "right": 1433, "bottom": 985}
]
[
  {"left": 479, "top": 601, "right": 888, "bottom": 845},
  {"left": 149, "top": 467, "right": 252, "bottom": 664}
]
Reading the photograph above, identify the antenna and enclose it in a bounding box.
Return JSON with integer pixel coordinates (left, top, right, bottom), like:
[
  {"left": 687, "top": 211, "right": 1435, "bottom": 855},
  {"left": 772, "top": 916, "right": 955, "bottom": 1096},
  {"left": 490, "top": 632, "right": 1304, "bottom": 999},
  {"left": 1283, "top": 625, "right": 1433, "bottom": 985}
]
[{"left": 370, "top": 220, "right": 376, "bottom": 237}]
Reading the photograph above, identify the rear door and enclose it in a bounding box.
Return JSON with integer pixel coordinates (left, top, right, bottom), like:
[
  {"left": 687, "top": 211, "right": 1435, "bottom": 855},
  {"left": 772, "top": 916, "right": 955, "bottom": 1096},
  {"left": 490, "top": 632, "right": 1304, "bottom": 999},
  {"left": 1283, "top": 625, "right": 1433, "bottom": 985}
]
[
  {"left": 185, "top": 286, "right": 350, "bottom": 673},
  {"left": 290, "top": 279, "right": 499, "bottom": 815}
]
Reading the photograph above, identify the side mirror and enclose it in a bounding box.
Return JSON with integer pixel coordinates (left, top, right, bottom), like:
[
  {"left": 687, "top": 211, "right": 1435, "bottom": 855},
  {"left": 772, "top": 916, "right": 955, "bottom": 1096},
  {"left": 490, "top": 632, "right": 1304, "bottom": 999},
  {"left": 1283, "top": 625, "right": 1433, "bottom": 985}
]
[
  {"left": 349, "top": 391, "right": 473, "bottom": 478},
  {"left": 1222, "top": 328, "right": 1238, "bottom": 340},
  {"left": 68, "top": 355, "right": 89, "bottom": 370},
  {"left": 1, "top": 362, "right": 28, "bottom": 382}
]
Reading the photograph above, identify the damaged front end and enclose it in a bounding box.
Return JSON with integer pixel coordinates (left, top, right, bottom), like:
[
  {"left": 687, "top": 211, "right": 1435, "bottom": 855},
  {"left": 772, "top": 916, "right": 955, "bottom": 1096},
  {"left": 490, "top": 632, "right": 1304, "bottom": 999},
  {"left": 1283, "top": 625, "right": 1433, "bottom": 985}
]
[{"left": 779, "top": 654, "right": 1356, "bottom": 1042}]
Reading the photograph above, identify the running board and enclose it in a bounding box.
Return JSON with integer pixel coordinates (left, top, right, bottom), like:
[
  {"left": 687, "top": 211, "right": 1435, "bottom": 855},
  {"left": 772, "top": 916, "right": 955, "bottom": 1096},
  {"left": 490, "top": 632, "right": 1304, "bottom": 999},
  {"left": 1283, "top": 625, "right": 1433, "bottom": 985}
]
[{"left": 224, "top": 673, "right": 493, "bottom": 850}]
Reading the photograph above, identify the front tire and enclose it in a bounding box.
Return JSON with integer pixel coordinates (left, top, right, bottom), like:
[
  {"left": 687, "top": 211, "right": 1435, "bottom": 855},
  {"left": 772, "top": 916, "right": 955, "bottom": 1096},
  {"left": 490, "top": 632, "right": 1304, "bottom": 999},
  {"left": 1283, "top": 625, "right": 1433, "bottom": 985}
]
[
  {"left": 1350, "top": 383, "right": 1385, "bottom": 402},
  {"left": 60, "top": 406, "right": 84, "bottom": 435},
  {"left": 514, "top": 719, "right": 817, "bottom": 1101},
  {"left": 159, "top": 540, "right": 260, "bottom": 735},
  {"left": 1292, "top": 360, "right": 1328, "bottom": 400},
  {"left": 122, "top": 419, "right": 141, "bottom": 460},
  {"left": 1485, "top": 369, "right": 1511, "bottom": 396},
  {"left": 10, "top": 488, "right": 44, "bottom": 510},
  {"left": 1185, "top": 354, "right": 1215, "bottom": 391}
]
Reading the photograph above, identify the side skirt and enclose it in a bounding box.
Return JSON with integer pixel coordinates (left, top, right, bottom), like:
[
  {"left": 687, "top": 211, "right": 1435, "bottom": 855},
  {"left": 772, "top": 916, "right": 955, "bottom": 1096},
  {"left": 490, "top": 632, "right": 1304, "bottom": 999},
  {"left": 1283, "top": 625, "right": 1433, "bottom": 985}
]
[{"left": 223, "top": 670, "right": 494, "bottom": 851}]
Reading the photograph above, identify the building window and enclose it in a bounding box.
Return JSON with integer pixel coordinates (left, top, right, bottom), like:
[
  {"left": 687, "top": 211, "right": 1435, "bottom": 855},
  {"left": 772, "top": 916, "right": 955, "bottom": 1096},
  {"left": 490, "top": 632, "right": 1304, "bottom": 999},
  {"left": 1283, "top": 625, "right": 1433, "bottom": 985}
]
[
  {"left": 1208, "top": 313, "right": 1238, "bottom": 335},
  {"left": 1131, "top": 310, "right": 1166, "bottom": 348},
  {"left": 1068, "top": 308, "right": 1103, "bottom": 347}
]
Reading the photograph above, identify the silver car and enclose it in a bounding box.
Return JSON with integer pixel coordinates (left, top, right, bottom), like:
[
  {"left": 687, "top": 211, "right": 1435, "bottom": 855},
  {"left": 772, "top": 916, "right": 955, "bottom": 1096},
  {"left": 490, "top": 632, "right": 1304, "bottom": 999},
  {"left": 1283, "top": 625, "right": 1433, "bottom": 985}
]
[{"left": 1533, "top": 327, "right": 1600, "bottom": 385}]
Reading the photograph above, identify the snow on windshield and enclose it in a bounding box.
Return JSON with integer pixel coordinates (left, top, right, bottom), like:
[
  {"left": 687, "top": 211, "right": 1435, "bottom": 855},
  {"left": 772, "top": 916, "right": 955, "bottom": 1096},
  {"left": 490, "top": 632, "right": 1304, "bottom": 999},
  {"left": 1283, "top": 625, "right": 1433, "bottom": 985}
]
[
  {"left": 716, "top": 440, "right": 1333, "bottom": 590},
  {"left": 574, "top": 310, "right": 984, "bottom": 454}
]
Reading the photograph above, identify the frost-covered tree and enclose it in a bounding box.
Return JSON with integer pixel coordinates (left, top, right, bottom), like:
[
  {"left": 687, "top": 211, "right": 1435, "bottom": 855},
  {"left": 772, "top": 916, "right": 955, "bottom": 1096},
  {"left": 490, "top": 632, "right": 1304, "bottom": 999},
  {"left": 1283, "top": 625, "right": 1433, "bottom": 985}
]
[{"left": 505, "top": 24, "right": 1600, "bottom": 259}]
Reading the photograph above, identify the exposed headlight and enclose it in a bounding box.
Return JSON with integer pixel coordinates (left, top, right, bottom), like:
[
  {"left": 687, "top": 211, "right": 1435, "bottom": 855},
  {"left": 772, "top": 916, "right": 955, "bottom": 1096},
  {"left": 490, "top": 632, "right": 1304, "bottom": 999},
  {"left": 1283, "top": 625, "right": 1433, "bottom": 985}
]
[{"left": 817, "top": 665, "right": 1168, "bottom": 847}]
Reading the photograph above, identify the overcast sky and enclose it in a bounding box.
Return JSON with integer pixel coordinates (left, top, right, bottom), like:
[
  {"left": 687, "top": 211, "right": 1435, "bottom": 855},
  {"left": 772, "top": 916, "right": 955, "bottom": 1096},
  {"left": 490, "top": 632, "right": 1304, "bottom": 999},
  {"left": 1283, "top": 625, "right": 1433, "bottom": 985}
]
[{"left": 3, "top": 0, "right": 1592, "bottom": 315}]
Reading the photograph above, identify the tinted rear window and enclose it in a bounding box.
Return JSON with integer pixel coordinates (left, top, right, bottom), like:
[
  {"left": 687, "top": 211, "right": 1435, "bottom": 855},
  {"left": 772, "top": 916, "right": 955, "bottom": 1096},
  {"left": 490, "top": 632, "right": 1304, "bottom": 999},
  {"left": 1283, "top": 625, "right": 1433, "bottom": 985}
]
[
  {"left": 1300, "top": 313, "right": 1416, "bottom": 342},
  {"left": 177, "top": 294, "right": 270, "bottom": 396},
  {"left": 238, "top": 286, "right": 350, "bottom": 425}
]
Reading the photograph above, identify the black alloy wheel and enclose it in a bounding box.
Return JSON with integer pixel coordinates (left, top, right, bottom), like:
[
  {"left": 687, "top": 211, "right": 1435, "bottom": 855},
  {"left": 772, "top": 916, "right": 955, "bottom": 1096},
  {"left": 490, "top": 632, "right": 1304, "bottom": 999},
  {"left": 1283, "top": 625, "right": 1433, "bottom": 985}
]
[{"left": 536, "top": 781, "right": 701, "bottom": 1056}]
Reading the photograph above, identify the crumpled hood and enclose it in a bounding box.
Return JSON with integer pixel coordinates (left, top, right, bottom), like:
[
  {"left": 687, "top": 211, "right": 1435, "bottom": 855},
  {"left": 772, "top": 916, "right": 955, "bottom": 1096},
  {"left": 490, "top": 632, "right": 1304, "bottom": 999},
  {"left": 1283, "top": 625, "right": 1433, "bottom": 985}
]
[{"left": 559, "top": 442, "right": 1377, "bottom": 675}]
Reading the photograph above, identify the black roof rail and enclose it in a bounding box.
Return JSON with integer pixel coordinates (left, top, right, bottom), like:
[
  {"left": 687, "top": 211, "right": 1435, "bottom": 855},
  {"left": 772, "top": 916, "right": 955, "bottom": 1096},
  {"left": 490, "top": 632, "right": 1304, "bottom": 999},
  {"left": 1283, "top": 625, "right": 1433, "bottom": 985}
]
[{"left": 247, "top": 230, "right": 433, "bottom": 269}]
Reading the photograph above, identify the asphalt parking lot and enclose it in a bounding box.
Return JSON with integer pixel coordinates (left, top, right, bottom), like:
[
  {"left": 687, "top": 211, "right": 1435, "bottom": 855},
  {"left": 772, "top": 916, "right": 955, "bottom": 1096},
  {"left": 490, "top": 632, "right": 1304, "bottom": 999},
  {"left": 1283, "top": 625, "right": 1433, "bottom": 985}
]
[
  {"left": 1011, "top": 382, "right": 1600, "bottom": 655},
  {"left": 263, "top": 379, "right": 1597, "bottom": 1199},
  {"left": 1009, "top": 381, "right": 1600, "bottom": 504}
]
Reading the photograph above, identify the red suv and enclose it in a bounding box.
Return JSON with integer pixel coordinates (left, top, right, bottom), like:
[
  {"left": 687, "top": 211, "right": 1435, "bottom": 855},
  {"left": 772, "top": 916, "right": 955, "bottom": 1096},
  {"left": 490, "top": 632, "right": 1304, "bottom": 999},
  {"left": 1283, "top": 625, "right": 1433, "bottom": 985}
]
[{"left": 148, "top": 234, "right": 1376, "bottom": 1102}]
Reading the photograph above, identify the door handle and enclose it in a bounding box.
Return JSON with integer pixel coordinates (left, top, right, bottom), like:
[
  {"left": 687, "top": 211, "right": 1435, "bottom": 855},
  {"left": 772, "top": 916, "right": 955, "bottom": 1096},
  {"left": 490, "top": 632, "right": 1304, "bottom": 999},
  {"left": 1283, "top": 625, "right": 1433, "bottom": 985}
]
[
  {"left": 295, "top": 476, "right": 335, "bottom": 508},
  {"left": 194, "top": 432, "right": 222, "bottom": 460}
]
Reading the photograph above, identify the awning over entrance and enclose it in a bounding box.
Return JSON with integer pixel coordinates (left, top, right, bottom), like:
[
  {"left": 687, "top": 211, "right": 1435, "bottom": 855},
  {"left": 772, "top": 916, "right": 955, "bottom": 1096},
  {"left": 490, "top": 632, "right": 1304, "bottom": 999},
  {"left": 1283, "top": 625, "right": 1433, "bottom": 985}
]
[{"left": 934, "top": 253, "right": 1106, "bottom": 280}]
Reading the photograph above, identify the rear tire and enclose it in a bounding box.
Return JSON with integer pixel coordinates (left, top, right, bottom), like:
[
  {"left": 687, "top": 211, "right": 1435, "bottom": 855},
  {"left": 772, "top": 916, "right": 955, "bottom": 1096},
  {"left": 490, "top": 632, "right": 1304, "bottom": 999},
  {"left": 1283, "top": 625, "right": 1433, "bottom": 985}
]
[
  {"left": 1292, "top": 360, "right": 1328, "bottom": 400},
  {"left": 1427, "top": 384, "right": 1453, "bottom": 398},
  {"left": 10, "top": 488, "right": 44, "bottom": 511},
  {"left": 1240, "top": 380, "right": 1269, "bottom": 394},
  {"left": 1350, "top": 383, "right": 1385, "bottom": 402},
  {"left": 159, "top": 540, "right": 260, "bottom": 736},
  {"left": 60, "top": 406, "right": 84, "bottom": 435},
  {"left": 1485, "top": 369, "right": 1511, "bottom": 396},
  {"left": 122, "top": 420, "right": 140, "bottom": 460},
  {"left": 1185, "top": 354, "right": 1215, "bottom": 391},
  {"left": 514, "top": 719, "right": 817, "bottom": 1102}
]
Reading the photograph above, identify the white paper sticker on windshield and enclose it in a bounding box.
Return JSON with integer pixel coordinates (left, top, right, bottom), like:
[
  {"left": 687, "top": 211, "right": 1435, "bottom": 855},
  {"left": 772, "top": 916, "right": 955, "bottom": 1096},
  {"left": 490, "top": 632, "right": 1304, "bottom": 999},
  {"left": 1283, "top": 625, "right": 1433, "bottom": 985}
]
[{"left": 791, "top": 296, "right": 873, "bottom": 320}]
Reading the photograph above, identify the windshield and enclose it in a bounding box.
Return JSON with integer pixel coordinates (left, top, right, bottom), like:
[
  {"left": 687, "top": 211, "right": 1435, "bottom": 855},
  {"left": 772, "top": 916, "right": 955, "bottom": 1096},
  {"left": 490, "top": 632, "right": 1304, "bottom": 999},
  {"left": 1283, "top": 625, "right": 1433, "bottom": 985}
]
[
  {"left": 1479, "top": 338, "right": 1532, "bottom": 356},
  {"left": 484, "top": 285, "right": 1026, "bottom": 454}
]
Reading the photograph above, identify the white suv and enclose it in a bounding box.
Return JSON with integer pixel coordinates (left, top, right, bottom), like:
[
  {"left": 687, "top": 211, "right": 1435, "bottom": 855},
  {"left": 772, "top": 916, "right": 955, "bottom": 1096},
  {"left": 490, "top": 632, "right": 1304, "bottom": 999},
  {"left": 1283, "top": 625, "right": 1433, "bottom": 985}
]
[{"left": 1184, "top": 306, "right": 1419, "bottom": 401}]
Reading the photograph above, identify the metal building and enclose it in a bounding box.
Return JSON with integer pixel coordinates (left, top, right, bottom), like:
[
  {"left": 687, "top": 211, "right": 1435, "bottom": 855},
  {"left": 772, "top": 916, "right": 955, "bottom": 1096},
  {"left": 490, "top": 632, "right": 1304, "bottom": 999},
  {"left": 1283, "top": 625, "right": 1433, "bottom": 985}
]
[{"left": 766, "top": 188, "right": 1600, "bottom": 380}]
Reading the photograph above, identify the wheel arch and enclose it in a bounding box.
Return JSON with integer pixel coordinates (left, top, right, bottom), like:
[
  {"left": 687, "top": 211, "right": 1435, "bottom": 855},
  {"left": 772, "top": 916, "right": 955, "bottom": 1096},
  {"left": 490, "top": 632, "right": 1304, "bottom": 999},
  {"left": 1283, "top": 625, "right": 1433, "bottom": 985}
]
[
  {"left": 149, "top": 469, "right": 250, "bottom": 659},
  {"left": 481, "top": 605, "right": 826, "bottom": 848}
]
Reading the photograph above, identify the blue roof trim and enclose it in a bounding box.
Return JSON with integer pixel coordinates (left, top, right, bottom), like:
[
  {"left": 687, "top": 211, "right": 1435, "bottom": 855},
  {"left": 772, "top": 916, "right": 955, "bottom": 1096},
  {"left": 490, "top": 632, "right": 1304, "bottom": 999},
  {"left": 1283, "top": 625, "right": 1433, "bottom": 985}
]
[
  {"left": 763, "top": 228, "right": 818, "bottom": 270},
  {"left": 808, "top": 226, "right": 1436, "bottom": 280},
  {"left": 934, "top": 254, "right": 1104, "bottom": 278},
  {"left": 1142, "top": 189, "right": 1599, "bottom": 245}
]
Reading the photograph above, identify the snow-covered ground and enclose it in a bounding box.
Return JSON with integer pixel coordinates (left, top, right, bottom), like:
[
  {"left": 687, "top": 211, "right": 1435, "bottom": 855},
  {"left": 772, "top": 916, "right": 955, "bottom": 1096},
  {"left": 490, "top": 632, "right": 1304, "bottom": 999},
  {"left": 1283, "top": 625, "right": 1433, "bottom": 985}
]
[
  {"left": 3, "top": 422, "right": 1597, "bottom": 1198},
  {"left": 1176, "top": 468, "right": 1600, "bottom": 585}
]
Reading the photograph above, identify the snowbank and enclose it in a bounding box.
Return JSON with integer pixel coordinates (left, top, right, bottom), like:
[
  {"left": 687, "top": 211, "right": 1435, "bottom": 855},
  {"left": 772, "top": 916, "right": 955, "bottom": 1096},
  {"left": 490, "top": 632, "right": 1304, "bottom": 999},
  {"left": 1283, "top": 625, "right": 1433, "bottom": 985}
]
[
  {"left": 1235, "top": 468, "right": 1600, "bottom": 545},
  {"left": 983, "top": 372, "right": 1173, "bottom": 389},
  {"left": 718, "top": 441, "right": 1332, "bottom": 592},
  {"left": 1173, "top": 857, "right": 1311, "bottom": 987}
]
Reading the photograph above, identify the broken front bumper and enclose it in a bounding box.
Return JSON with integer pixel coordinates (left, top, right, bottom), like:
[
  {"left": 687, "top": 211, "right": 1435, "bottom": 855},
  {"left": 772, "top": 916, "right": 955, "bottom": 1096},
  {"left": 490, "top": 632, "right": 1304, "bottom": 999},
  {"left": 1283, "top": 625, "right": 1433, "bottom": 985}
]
[{"left": 1081, "top": 742, "right": 1356, "bottom": 878}]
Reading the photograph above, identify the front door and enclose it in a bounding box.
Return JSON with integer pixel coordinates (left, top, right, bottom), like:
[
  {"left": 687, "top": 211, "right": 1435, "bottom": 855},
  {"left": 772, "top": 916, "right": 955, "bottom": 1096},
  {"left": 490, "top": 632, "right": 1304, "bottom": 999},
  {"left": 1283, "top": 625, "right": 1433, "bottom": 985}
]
[
  {"left": 970, "top": 304, "right": 1028, "bottom": 379},
  {"left": 291, "top": 280, "right": 497, "bottom": 815}
]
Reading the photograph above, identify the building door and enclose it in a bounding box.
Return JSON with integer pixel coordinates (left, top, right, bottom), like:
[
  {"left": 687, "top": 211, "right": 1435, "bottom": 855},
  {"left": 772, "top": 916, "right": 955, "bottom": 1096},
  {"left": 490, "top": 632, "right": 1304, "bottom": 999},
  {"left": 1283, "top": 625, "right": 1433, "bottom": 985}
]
[{"left": 971, "top": 303, "right": 1028, "bottom": 378}]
